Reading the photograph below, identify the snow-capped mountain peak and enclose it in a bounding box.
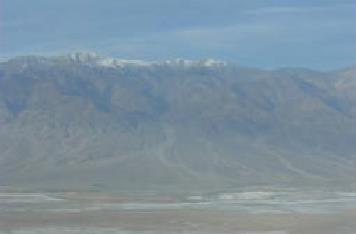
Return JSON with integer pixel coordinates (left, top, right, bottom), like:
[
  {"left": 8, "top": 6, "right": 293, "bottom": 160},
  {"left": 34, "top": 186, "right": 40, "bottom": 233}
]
[
  {"left": 65, "top": 52, "right": 228, "bottom": 68},
  {"left": 162, "top": 58, "right": 228, "bottom": 68},
  {"left": 2, "top": 52, "right": 230, "bottom": 70}
]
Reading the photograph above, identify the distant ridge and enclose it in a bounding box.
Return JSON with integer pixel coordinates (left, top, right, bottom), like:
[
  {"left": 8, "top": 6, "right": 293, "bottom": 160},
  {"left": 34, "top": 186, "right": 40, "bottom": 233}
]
[
  {"left": 0, "top": 53, "right": 355, "bottom": 192},
  {"left": 3, "top": 52, "right": 229, "bottom": 69},
  {"left": 3, "top": 52, "right": 353, "bottom": 72}
]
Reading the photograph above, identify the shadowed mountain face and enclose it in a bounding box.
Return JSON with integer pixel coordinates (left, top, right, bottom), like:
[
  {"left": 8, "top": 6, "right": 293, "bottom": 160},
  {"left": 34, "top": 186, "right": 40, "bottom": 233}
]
[{"left": 0, "top": 53, "right": 355, "bottom": 192}]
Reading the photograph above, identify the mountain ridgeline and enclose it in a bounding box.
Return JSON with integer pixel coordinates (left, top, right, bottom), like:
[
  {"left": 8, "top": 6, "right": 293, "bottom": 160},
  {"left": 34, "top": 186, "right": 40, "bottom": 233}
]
[{"left": 0, "top": 53, "right": 355, "bottom": 191}]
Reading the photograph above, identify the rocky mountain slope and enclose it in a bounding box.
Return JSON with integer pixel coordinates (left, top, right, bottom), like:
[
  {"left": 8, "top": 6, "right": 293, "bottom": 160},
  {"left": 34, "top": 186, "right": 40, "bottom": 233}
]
[{"left": 0, "top": 52, "right": 355, "bottom": 191}]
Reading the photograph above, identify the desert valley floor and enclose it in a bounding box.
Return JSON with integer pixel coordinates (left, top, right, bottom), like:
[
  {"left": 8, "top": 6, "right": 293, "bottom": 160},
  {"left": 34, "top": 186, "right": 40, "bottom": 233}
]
[{"left": 1, "top": 188, "right": 356, "bottom": 234}]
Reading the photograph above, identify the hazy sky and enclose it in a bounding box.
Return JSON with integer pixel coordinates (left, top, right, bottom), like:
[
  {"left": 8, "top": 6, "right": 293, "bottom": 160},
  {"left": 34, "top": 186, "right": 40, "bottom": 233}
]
[{"left": 0, "top": 0, "right": 355, "bottom": 70}]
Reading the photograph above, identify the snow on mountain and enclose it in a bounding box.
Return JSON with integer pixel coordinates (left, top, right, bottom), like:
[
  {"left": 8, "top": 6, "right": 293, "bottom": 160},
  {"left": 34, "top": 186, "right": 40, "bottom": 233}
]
[{"left": 62, "top": 52, "right": 229, "bottom": 68}]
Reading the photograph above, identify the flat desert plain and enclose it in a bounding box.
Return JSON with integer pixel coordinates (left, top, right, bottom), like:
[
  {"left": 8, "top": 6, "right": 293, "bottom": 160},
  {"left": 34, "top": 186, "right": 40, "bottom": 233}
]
[{"left": 1, "top": 189, "right": 356, "bottom": 234}]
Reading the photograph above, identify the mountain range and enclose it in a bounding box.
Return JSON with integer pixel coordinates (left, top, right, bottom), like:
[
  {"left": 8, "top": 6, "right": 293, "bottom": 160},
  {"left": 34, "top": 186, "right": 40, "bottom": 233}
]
[{"left": 0, "top": 52, "right": 355, "bottom": 192}]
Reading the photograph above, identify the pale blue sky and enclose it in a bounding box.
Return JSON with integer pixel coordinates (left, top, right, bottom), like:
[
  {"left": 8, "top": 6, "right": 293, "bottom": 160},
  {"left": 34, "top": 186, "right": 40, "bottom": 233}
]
[{"left": 0, "top": 0, "right": 355, "bottom": 70}]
